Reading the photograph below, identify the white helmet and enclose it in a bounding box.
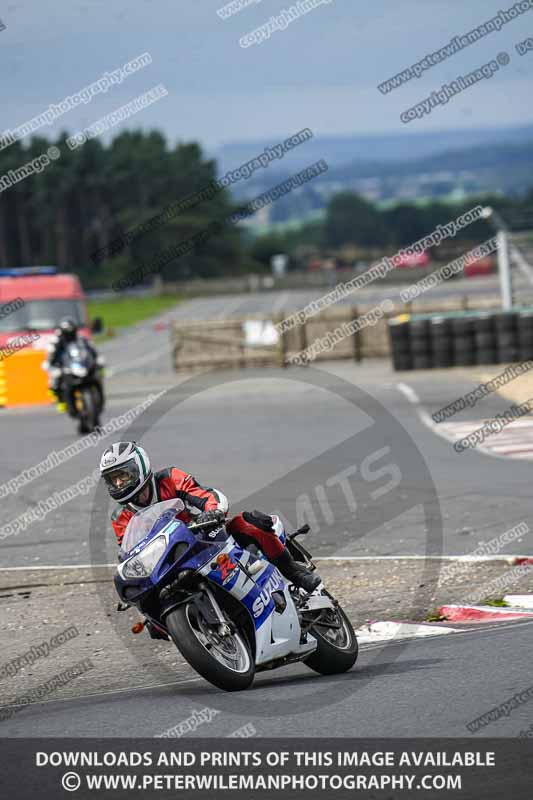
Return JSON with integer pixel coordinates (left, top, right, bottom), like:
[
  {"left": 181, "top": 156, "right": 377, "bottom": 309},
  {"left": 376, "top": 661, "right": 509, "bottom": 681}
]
[{"left": 100, "top": 442, "right": 152, "bottom": 504}]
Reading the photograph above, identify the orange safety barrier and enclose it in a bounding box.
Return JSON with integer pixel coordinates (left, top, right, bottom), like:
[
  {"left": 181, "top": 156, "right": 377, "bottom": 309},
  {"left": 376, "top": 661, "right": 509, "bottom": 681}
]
[{"left": 0, "top": 349, "right": 53, "bottom": 407}]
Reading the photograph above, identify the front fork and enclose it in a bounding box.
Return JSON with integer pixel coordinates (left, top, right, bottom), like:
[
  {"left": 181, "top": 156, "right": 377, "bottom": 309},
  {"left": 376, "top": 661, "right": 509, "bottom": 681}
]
[
  {"left": 196, "top": 582, "right": 235, "bottom": 637},
  {"left": 160, "top": 580, "right": 234, "bottom": 638}
]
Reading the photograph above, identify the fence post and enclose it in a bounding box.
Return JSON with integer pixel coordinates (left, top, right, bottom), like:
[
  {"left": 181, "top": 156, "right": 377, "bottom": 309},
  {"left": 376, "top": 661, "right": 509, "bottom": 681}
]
[
  {"left": 171, "top": 323, "right": 181, "bottom": 372},
  {"left": 299, "top": 317, "right": 308, "bottom": 366},
  {"left": 239, "top": 320, "right": 246, "bottom": 369},
  {"left": 497, "top": 229, "right": 513, "bottom": 310},
  {"left": 352, "top": 306, "right": 362, "bottom": 362},
  {"left": 276, "top": 315, "right": 288, "bottom": 368}
]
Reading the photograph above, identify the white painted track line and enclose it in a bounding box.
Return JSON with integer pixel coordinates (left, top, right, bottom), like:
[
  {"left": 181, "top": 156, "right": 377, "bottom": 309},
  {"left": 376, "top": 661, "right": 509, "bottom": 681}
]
[
  {"left": 396, "top": 382, "right": 533, "bottom": 460},
  {"left": 2, "top": 555, "right": 531, "bottom": 571}
]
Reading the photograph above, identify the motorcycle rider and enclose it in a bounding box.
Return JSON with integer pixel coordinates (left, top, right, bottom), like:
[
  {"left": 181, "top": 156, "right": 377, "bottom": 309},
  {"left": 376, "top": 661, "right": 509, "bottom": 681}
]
[
  {"left": 100, "top": 442, "right": 322, "bottom": 628},
  {"left": 44, "top": 318, "right": 104, "bottom": 415}
]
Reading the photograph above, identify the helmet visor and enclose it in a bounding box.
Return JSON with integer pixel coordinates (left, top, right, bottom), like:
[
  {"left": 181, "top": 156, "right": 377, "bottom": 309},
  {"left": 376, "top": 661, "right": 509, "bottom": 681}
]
[{"left": 102, "top": 459, "right": 141, "bottom": 500}]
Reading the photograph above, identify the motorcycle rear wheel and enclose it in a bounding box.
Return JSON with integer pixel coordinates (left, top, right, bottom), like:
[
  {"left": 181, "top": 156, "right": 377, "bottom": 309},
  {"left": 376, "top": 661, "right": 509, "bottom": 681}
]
[{"left": 166, "top": 602, "right": 255, "bottom": 692}]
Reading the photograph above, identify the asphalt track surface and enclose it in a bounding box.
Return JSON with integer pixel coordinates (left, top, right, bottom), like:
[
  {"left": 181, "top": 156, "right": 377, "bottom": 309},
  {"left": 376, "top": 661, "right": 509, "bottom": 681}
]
[
  {"left": 2, "top": 618, "right": 532, "bottom": 737},
  {"left": 2, "top": 309, "right": 533, "bottom": 568},
  {"left": 1, "top": 293, "right": 533, "bottom": 738}
]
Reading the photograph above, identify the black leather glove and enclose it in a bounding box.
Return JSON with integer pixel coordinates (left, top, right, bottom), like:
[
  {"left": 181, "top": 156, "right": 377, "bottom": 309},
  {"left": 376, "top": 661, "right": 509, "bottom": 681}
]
[{"left": 196, "top": 509, "right": 225, "bottom": 525}]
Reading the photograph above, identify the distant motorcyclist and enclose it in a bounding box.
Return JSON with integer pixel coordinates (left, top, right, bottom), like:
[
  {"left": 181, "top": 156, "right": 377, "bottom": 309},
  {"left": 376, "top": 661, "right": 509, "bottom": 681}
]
[
  {"left": 100, "top": 442, "right": 322, "bottom": 616},
  {"left": 44, "top": 318, "right": 104, "bottom": 414}
]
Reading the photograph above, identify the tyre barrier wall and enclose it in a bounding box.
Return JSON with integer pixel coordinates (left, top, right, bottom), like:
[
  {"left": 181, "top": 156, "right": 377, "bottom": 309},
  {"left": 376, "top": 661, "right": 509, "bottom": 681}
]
[{"left": 389, "top": 308, "right": 533, "bottom": 371}]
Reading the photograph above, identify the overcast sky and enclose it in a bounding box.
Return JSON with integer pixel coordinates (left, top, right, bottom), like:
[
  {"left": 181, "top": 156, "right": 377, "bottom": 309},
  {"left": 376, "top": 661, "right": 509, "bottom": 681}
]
[{"left": 1, "top": 0, "right": 532, "bottom": 152}]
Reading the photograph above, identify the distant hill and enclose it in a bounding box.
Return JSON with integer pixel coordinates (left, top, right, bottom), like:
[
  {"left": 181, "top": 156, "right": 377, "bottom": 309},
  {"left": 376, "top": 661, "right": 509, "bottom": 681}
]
[
  {"left": 214, "top": 124, "right": 533, "bottom": 172},
  {"left": 216, "top": 126, "right": 533, "bottom": 225},
  {"left": 324, "top": 139, "right": 533, "bottom": 193}
]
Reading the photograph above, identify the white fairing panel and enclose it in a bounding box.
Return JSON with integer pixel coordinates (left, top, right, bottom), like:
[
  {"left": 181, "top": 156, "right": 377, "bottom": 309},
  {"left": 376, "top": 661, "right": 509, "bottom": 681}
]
[
  {"left": 254, "top": 586, "right": 316, "bottom": 665},
  {"left": 200, "top": 540, "right": 317, "bottom": 665}
]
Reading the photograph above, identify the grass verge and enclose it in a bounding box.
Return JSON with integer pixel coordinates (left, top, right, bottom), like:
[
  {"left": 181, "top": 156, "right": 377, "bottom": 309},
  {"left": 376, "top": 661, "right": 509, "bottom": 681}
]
[{"left": 87, "top": 295, "right": 182, "bottom": 331}]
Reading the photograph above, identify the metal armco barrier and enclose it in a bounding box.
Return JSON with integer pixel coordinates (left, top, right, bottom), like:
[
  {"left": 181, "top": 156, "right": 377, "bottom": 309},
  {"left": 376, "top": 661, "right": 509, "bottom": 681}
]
[{"left": 389, "top": 308, "right": 533, "bottom": 371}]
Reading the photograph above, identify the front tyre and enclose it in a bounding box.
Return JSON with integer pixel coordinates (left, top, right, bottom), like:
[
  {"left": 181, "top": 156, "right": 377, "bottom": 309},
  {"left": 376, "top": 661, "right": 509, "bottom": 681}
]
[
  {"left": 78, "top": 388, "right": 95, "bottom": 434},
  {"left": 165, "top": 602, "right": 255, "bottom": 691},
  {"left": 91, "top": 383, "right": 104, "bottom": 422},
  {"left": 304, "top": 604, "right": 358, "bottom": 675}
]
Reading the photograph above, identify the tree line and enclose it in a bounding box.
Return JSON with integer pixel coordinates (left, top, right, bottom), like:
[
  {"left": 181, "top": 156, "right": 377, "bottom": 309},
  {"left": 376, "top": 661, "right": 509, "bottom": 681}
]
[
  {"left": 251, "top": 190, "right": 533, "bottom": 270},
  {"left": 0, "top": 132, "right": 243, "bottom": 288},
  {"left": 1, "top": 130, "right": 532, "bottom": 287}
]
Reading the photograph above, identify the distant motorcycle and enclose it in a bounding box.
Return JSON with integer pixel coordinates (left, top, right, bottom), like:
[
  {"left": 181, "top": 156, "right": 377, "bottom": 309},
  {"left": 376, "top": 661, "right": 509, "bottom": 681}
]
[
  {"left": 60, "top": 340, "right": 104, "bottom": 434},
  {"left": 115, "top": 498, "right": 358, "bottom": 692}
]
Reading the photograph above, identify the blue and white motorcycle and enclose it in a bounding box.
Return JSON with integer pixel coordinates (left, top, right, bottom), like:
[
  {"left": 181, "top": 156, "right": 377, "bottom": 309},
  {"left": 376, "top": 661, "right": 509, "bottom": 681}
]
[{"left": 115, "top": 499, "right": 358, "bottom": 691}]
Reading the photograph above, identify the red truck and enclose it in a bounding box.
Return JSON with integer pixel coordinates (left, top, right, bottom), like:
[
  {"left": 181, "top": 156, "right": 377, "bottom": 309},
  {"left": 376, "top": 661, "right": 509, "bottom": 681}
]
[{"left": 0, "top": 266, "right": 91, "bottom": 351}]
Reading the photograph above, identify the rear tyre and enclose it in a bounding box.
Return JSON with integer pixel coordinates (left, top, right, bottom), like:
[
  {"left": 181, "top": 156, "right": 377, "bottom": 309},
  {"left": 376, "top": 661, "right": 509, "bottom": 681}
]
[
  {"left": 304, "top": 604, "right": 358, "bottom": 675},
  {"left": 90, "top": 385, "right": 102, "bottom": 428},
  {"left": 166, "top": 602, "right": 255, "bottom": 691}
]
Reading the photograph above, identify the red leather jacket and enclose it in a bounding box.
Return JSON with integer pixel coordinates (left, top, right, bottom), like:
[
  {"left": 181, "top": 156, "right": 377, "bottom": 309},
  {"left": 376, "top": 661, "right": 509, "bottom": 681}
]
[{"left": 111, "top": 467, "right": 227, "bottom": 546}]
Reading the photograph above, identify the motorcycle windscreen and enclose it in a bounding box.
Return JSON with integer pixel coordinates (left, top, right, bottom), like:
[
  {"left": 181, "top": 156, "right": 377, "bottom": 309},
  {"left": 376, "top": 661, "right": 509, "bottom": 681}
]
[
  {"left": 63, "top": 341, "right": 95, "bottom": 369},
  {"left": 121, "top": 498, "right": 186, "bottom": 553}
]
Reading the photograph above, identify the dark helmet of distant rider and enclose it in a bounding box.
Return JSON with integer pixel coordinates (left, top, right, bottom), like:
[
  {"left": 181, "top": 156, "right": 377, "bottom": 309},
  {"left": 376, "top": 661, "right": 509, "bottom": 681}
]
[{"left": 58, "top": 317, "right": 78, "bottom": 343}]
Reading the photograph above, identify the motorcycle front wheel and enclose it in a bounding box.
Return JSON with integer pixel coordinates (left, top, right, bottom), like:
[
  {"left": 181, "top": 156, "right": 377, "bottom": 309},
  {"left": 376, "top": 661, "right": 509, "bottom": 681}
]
[
  {"left": 304, "top": 604, "right": 358, "bottom": 675},
  {"left": 77, "top": 387, "right": 96, "bottom": 434},
  {"left": 165, "top": 602, "right": 255, "bottom": 692}
]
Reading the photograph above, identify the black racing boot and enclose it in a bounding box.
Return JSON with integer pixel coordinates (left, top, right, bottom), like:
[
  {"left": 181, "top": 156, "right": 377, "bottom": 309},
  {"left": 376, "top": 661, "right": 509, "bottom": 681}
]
[{"left": 272, "top": 549, "right": 322, "bottom": 594}]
